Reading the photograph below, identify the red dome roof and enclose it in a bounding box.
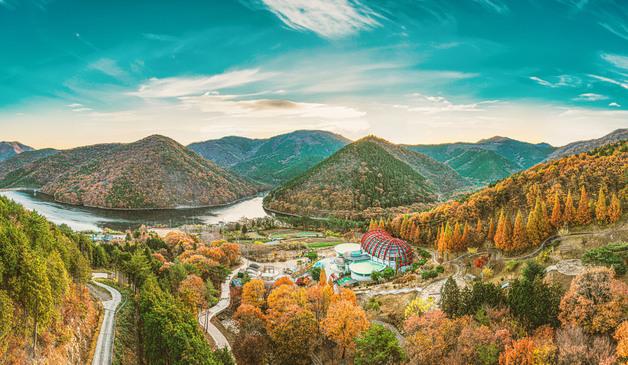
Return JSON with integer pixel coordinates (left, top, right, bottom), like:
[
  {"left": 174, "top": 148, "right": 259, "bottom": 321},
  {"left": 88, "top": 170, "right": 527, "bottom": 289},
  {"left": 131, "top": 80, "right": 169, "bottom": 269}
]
[{"left": 360, "top": 230, "right": 413, "bottom": 267}]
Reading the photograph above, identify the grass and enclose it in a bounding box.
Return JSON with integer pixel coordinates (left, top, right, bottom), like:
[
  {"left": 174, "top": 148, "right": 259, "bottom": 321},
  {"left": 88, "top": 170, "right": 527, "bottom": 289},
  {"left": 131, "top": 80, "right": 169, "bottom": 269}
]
[{"left": 305, "top": 240, "right": 343, "bottom": 249}]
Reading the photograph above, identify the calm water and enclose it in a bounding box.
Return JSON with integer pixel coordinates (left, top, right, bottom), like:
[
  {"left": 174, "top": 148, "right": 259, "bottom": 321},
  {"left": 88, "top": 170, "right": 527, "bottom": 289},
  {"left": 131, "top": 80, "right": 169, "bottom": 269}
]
[{"left": 0, "top": 190, "right": 268, "bottom": 232}]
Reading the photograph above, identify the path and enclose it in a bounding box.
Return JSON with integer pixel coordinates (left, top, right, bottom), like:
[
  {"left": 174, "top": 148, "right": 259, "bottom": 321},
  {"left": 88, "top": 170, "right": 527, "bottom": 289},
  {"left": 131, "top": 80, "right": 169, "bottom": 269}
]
[
  {"left": 91, "top": 273, "right": 122, "bottom": 365},
  {"left": 198, "top": 259, "right": 248, "bottom": 350}
]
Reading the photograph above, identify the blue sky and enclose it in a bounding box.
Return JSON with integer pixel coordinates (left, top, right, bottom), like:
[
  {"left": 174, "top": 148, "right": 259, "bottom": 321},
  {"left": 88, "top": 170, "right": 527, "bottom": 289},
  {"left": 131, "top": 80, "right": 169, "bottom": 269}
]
[{"left": 1, "top": 0, "right": 626, "bottom": 148}]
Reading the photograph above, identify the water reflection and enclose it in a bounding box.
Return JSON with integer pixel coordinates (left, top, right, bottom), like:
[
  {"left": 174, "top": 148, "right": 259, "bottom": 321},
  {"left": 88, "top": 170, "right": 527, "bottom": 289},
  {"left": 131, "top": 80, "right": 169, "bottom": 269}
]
[{"left": 0, "top": 190, "right": 268, "bottom": 232}]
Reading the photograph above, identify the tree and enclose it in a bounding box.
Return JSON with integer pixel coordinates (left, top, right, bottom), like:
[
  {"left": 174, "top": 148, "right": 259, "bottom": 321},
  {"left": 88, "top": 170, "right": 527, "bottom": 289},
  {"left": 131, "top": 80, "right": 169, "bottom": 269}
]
[
  {"left": 178, "top": 274, "right": 207, "bottom": 312},
  {"left": 576, "top": 185, "right": 591, "bottom": 225},
  {"left": 475, "top": 219, "right": 484, "bottom": 244},
  {"left": 563, "top": 190, "right": 576, "bottom": 225},
  {"left": 319, "top": 267, "right": 327, "bottom": 286},
  {"left": 499, "top": 338, "right": 536, "bottom": 365},
  {"left": 559, "top": 267, "right": 628, "bottom": 334},
  {"left": 440, "top": 278, "right": 461, "bottom": 318},
  {"left": 381, "top": 267, "right": 395, "bottom": 280},
  {"left": 266, "top": 305, "right": 317, "bottom": 365},
  {"left": 512, "top": 210, "right": 527, "bottom": 251},
  {"left": 234, "top": 304, "right": 266, "bottom": 334},
  {"left": 404, "top": 297, "right": 434, "bottom": 318},
  {"left": 242, "top": 279, "right": 266, "bottom": 308},
  {"left": 615, "top": 320, "right": 628, "bottom": 359},
  {"left": 595, "top": 186, "right": 608, "bottom": 224},
  {"left": 494, "top": 210, "right": 511, "bottom": 251},
  {"left": 354, "top": 324, "right": 406, "bottom": 365},
  {"left": 608, "top": 193, "right": 622, "bottom": 223},
  {"left": 461, "top": 222, "right": 471, "bottom": 249},
  {"left": 321, "top": 300, "right": 370, "bottom": 359},
  {"left": 550, "top": 191, "right": 562, "bottom": 228},
  {"left": 487, "top": 217, "right": 495, "bottom": 243}
]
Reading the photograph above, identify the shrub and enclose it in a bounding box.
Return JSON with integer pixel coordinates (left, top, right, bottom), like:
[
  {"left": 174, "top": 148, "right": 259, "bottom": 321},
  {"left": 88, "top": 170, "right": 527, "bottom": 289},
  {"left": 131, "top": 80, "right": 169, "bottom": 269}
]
[
  {"left": 582, "top": 242, "right": 627, "bottom": 276},
  {"left": 421, "top": 270, "right": 438, "bottom": 280}
]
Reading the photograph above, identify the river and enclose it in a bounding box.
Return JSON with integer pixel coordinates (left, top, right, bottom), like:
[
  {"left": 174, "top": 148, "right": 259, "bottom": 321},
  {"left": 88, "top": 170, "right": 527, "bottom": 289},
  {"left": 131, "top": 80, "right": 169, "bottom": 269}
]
[{"left": 0, "top": 190, "right": 268, "bottom": 232}]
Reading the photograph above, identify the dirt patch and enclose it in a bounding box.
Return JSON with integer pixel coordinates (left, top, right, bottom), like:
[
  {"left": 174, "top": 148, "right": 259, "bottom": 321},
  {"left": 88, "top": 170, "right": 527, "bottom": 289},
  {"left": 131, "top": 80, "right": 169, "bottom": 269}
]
[{"left": 363, "top": 292, "right": 417, "bottom": 329}]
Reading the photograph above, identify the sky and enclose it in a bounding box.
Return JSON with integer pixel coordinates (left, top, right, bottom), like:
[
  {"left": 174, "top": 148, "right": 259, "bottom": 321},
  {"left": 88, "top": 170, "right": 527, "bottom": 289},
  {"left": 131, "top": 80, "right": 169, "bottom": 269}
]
[{"left": 0, "top": 0, "right": 627, "bottom": 149}]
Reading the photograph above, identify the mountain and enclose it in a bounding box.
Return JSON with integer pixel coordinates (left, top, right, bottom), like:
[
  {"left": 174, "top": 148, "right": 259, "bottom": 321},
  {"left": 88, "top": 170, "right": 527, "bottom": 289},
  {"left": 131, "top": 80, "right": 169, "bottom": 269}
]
[
  {"left": 547, "top": 128, "right": 628, "bottom": 160},
  {"left": 392, "top": 140, "right": 627, "bottom": 250},
  {"left": 188, "top": 130, "right": 350, "bottom": 185},
  {"left": 0, "top": 141, "right": 34, "bottom": 161},
  {"left": 263, "top": 136, "right": 468, "bottom": 219},
  {"left": 406, "top": 137, "right": 555, "bottom": 185},
  {"left": 0, "top": 135, "right": 261, "bottom": 209},
  {"left": 0, "top": 148, "right": 60, "bottom": 181}
]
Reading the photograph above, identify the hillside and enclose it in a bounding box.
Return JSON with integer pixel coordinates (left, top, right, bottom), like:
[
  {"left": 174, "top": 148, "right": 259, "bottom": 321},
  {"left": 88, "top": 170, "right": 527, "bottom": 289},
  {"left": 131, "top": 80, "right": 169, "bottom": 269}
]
[
  {"left": 0, "top": 196, "right": 97, "bottom": 363},
  {"left": 547, "top": 128, "right": 627, "bottom": 160},
  {"left": 263, "top": 136, "right": 463, "bottom": 219},
  {"left": 391, "top": 141, "right": 627, "bottom": 252},
  {"left": 0, "top": 141, "right": 33, "bottom": 161},
  {"left": 189, "top": 130, "right": 350, "bottom": 185},
  {"left": 0, "top": 135, "right": 261, "bottom": 209},
  {"left": 0, "top": 148, "right": 59, "bottom": 181},
  {"left": 407, "top": 136, "right": 555, "bottom": 184}
]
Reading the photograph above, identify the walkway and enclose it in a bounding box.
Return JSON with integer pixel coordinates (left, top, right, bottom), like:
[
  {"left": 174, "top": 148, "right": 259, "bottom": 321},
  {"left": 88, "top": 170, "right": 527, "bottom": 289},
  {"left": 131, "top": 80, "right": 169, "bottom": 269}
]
[
  {"left": 91, "top": 273, "right": 122, "bottom": 365},
  {"left": 198, "top": 259, "right": 248, "bottom": 350}
]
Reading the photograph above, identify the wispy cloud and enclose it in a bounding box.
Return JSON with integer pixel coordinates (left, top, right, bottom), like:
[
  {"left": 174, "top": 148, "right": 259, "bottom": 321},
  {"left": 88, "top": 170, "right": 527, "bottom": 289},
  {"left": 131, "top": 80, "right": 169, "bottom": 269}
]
[
  {"left": 599, "top": 21, "right": 628, "bottom": 41},
  {"left": 574, "top": 93, "right": 608, "bottom": 101},
  {"left": 130, "top": 69, "right": 273, "bottom": 98},
  {"left": 89, "top": 58, "right": 127, "bottom": 80},
  {"left": 66, "top": 103, "right": 92, "bottom": 112},
  {"left": 142, "top": 33, "right": 178, "bottom": 42},
  {"left": 393, "top": 93, "right": 498, "bottom": 114},
  {"left": 601, "top": 53, "right": 628, "bottom": 70},
  {"left": 588, "top": 74, "right": 628, "bottom": 90},
  {"left": 529, "top": 75, "right": 580, "bottom": 88},
  {"left": 472, "top": 0, "right": 509, "bottom": 14},
  {"left": 260, "top": 0, "right": 382, "bottom": 38},
  {"left": 609, "top": 102, "right": 621, "bottom": 107}
]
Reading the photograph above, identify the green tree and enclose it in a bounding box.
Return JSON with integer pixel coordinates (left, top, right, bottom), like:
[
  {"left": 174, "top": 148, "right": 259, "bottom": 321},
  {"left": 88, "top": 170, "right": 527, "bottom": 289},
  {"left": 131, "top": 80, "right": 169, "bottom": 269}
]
[
  {"left": 354, "top": 324, "right": 406, "bottom": 365},
  {"left": 440, "top": 277, "right": 462, "bottom": 318}
]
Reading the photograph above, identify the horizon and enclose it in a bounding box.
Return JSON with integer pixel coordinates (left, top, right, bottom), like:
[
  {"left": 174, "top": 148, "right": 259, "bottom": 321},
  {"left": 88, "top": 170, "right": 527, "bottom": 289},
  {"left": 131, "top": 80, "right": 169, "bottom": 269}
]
[
  {"left": 1, "top": 0, "right": 627, "bottom": 148},
  {"left": 2, "top": 127, "right": 625, "bottom": 150}
]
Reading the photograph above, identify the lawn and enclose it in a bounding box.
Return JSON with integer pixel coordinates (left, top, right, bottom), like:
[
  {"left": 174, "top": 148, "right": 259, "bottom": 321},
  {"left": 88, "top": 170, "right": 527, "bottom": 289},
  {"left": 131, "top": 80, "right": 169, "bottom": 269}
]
[{"left": 305, "top": 240, "right": 343, "bottom": 249}]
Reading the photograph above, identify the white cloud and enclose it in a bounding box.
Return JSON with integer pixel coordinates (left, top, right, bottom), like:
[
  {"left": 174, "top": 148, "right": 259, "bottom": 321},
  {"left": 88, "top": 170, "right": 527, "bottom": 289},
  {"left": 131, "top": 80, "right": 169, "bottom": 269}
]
[
  {"left": 260, "top": 0, "right": 381, "bottom": 38},
  {"left": 89, "top": 58, "right": 127, "bottom": 80},
  {"left": 394, "top": 93, "right": 498, "bottom": 114},
  {"left": 599, "top": 21, "right": 628, "bottom": 41},
  {"left": 588, "top": 74, "right": 628, "bottom": 90},
  {"left": 66, "top": 103, "right": 92, "bottom": 112},
  {"left": 609, "top": 102, "right": 621, "bottom": 107},
  {"left": 130, "top": 69, "right": 273, "bottom": 98},
  {"left": 530, "top": 75, "right": 580, "bottom": 88},
  {"left": 601, "top": 53, "right": 628, "bottom": 70},
  {"left": 472, "top": 0, "right": 509, "bottom": 14},
  {"left": 574, "top": 93, "right": 608, "bottom": 101}
]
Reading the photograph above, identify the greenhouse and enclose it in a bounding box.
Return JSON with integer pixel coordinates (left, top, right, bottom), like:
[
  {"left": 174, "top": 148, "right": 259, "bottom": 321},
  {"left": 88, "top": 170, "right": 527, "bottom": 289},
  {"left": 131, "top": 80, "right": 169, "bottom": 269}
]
[{"left": 360, "top": 229, "right": 414, "bottom": 271}]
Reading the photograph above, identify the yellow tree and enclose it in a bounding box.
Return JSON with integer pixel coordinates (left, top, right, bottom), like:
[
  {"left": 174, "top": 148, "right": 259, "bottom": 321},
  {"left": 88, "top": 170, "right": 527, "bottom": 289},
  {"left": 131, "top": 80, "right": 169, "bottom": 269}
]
[
  {"left": 487, "top": 217, "right": 496, "bottom": 243},
  {"left": 595, "top": 187, "right": 608, "bottom": 224},
  {"left": 550, "top": 191, "right": 562, "bottom": 228},
  {"left": 461, "top": 221, "right": 471, "bottom": 249},
  {"left": 563, "top": 190, "right": 576, "bottom": 225},
  {"left": 266, "top": 304, "right": 317, "bottom": 365},
  {"left": 452, "top": 222, "right": 462, "bottom": 251},
  {"left": 576, "top": 186, "right": 591, "bottom": 225},
  {"left": 512, "top": 210, "right": 527, "bottom": 250},
  {"left": 319, "top": 267, "right": 327, "bottom": 286},
  {"left": 242, "top": 279, "right": 266, "bottom": 308},
  {"left": 443, "top": 223, "right": 454, "bottom": 255},
  {"left": 177, "top": 274, "right": 207, "bottom": 312},
  {"left": 321, "top": 300, "right": 370, "bottom": 359},
  {"left": 475, "top": 219, "right": 484, "bottom": 244},
  {"left": 368, "top": 219, "right": 377, "bottom": 231},
  {"left": 608, "top": 193, "right": 622, "bottom": 223},
  {"left": 494, "top": 210, "right": 511, "bottom": 251}
]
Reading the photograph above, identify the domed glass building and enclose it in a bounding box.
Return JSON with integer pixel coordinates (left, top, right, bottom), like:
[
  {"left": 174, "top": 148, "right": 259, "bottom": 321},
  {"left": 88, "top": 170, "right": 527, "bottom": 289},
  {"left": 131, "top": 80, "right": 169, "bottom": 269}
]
[{"left": 360, "top": 229, "right": 414, "bottom": 270}]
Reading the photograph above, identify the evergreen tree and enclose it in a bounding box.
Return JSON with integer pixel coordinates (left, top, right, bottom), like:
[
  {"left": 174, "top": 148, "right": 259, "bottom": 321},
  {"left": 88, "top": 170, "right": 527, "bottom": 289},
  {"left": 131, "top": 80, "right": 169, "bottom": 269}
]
[
  {"left": 452, "top": 222, "right": 462, "bottom": 251},
  {"left": 576, "top": 185, "right": 591, "bottom": 225},
  {"left": 443, "top": 223, "right": 454, "bottom": 256},
  {"left": 512, "top": 210, "right": 527, "bottom": 250},
  {"left": 494, "top": 210, "right": 511, "bottom": 250},
  {"left": 354, "top": 324, "right": 406, "bottom": 365},
  {"left": 608, "top": 193, "right": 622, "bottom": 223},
  {"left": 550, "top": 191, "right": 562, "bottom": 228},
  {"left": 595, "top": 186, "right": 608, "bottom": 224},
  {"left": 563, "top": 190, "right": 576, "bottom": 225},
  {"left": 440, "top": 278, "right": 461, "bottom": 318},
  {"left": 460, "top": 222, "right": 471, "bottom": 249},
  {"left": 526, "top": 208, "right": 540, "bottom": 245}
]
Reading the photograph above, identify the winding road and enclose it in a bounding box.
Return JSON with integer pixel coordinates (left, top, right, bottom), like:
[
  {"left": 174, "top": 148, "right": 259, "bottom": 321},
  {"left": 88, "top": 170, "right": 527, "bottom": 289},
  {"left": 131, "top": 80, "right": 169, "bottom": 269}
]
[
  {"left": 198, "top": 259, "right": 248, "bottom": 350},
  {"left": 91, "top": 273, "right": 122, "bottom": 365}
]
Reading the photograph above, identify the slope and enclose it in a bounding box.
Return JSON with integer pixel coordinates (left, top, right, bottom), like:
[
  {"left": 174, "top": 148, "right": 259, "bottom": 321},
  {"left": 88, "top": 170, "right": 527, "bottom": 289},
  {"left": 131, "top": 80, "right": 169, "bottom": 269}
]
[
  {"left": 263, "top": 136, "right": 439, "bottom": 218},
  {"left": 0, "top": 141, "right": 34, "bottom": 162},
  {"left": 547, "top": 128, "right": 628, "bottom": 160},
  {"left": 0, "top": 135, "right": 261, "bottom": 209}
]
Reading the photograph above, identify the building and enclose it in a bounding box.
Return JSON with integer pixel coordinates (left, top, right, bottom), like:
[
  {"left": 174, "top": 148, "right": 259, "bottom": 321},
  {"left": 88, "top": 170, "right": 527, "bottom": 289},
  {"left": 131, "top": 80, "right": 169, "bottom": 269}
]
[{"left": 329, "top": 230, "right": 414, "bottom": 282}]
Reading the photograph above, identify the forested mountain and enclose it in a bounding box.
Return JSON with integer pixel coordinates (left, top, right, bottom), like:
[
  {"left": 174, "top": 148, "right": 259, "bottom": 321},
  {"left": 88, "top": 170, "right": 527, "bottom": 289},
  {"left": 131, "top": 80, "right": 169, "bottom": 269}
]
[
  {"left": 547, "top": 128, "right": 627, "bottom": 160},
  {"left": 406, "top": 136, "right": 555, "bottom": 184},
  {"left": 0, "top": 135, "right": 261, "bottom": 209},
  {"left": 0, "top": 141, "right": 33, "bottom": 162},
  {"left": 390, "top": 141, "right": 627, "bottom": 253},
  {"left": 188, "top": 130, "right": 350, "bottom": 185},
  {"left": 0, "top": 148, "right": 59, "bottom": 181},
  {"left": 263, "top": 136, "right": 466, "bottom": 219},
  {"left": 0, "top": 196, "right": 95, "bottom": 363}
]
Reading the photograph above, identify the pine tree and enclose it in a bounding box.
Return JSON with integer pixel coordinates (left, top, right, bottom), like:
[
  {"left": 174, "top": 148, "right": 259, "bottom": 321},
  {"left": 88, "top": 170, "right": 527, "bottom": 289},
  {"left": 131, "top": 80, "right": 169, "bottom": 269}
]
[
  {"left": 378, "top": 218, "right": 386, "bottom": 231},
  {"left": 550, "top": 191, "right": 562, "bottom": 228},
  {"left": 368, "top": 218, "right": 377, "bottom": 231},
  {"left": 475, "top": 219, "right": 484, "bottom": 244},
  {"left": 608, "top": 193, "right": 622, "bottom": 223},
  {"left": 452, "top": 222, "right": 462, "bottom": 251},
  {"left": 440, "top": 278, "right": 461, "bottom": 318},
  {"left": 595, "top": 186, "right": 608, "bottom": 224},
  {"left": 512, "top": 210, "right": 527, "bottom": 250},
  {"left": 494, "top": 210, "right": 511, "bottom": 250},
  {"left": 576, "top": 186, "right": 591, "bottom": 225},
  {"left": 461, "top": 221, "right": 471, "bottom": 249},
  {"left": 563, "top": 190, "right": 576, "bottom": 225},
  {"left": 526, "top": 207, "right": 540, "bottom": 245},
  {"left": 443, "top": 222, "right": 454, "bottom": 255},
  {"left": 487, "top": 217, "right": 496, "bottom": 243},
  {"left": 540, "top": 198, "right": 550, "bottom": 236}
]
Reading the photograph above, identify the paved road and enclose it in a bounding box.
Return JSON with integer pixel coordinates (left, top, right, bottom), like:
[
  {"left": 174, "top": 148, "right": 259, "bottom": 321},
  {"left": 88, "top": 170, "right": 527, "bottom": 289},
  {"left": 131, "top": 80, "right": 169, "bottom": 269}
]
[
  {"left": 91, "top": 273, "right": 122, "bottom": 365},
  {"left": 198, "top": 259, "right": 247, "bottom": 350}
]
